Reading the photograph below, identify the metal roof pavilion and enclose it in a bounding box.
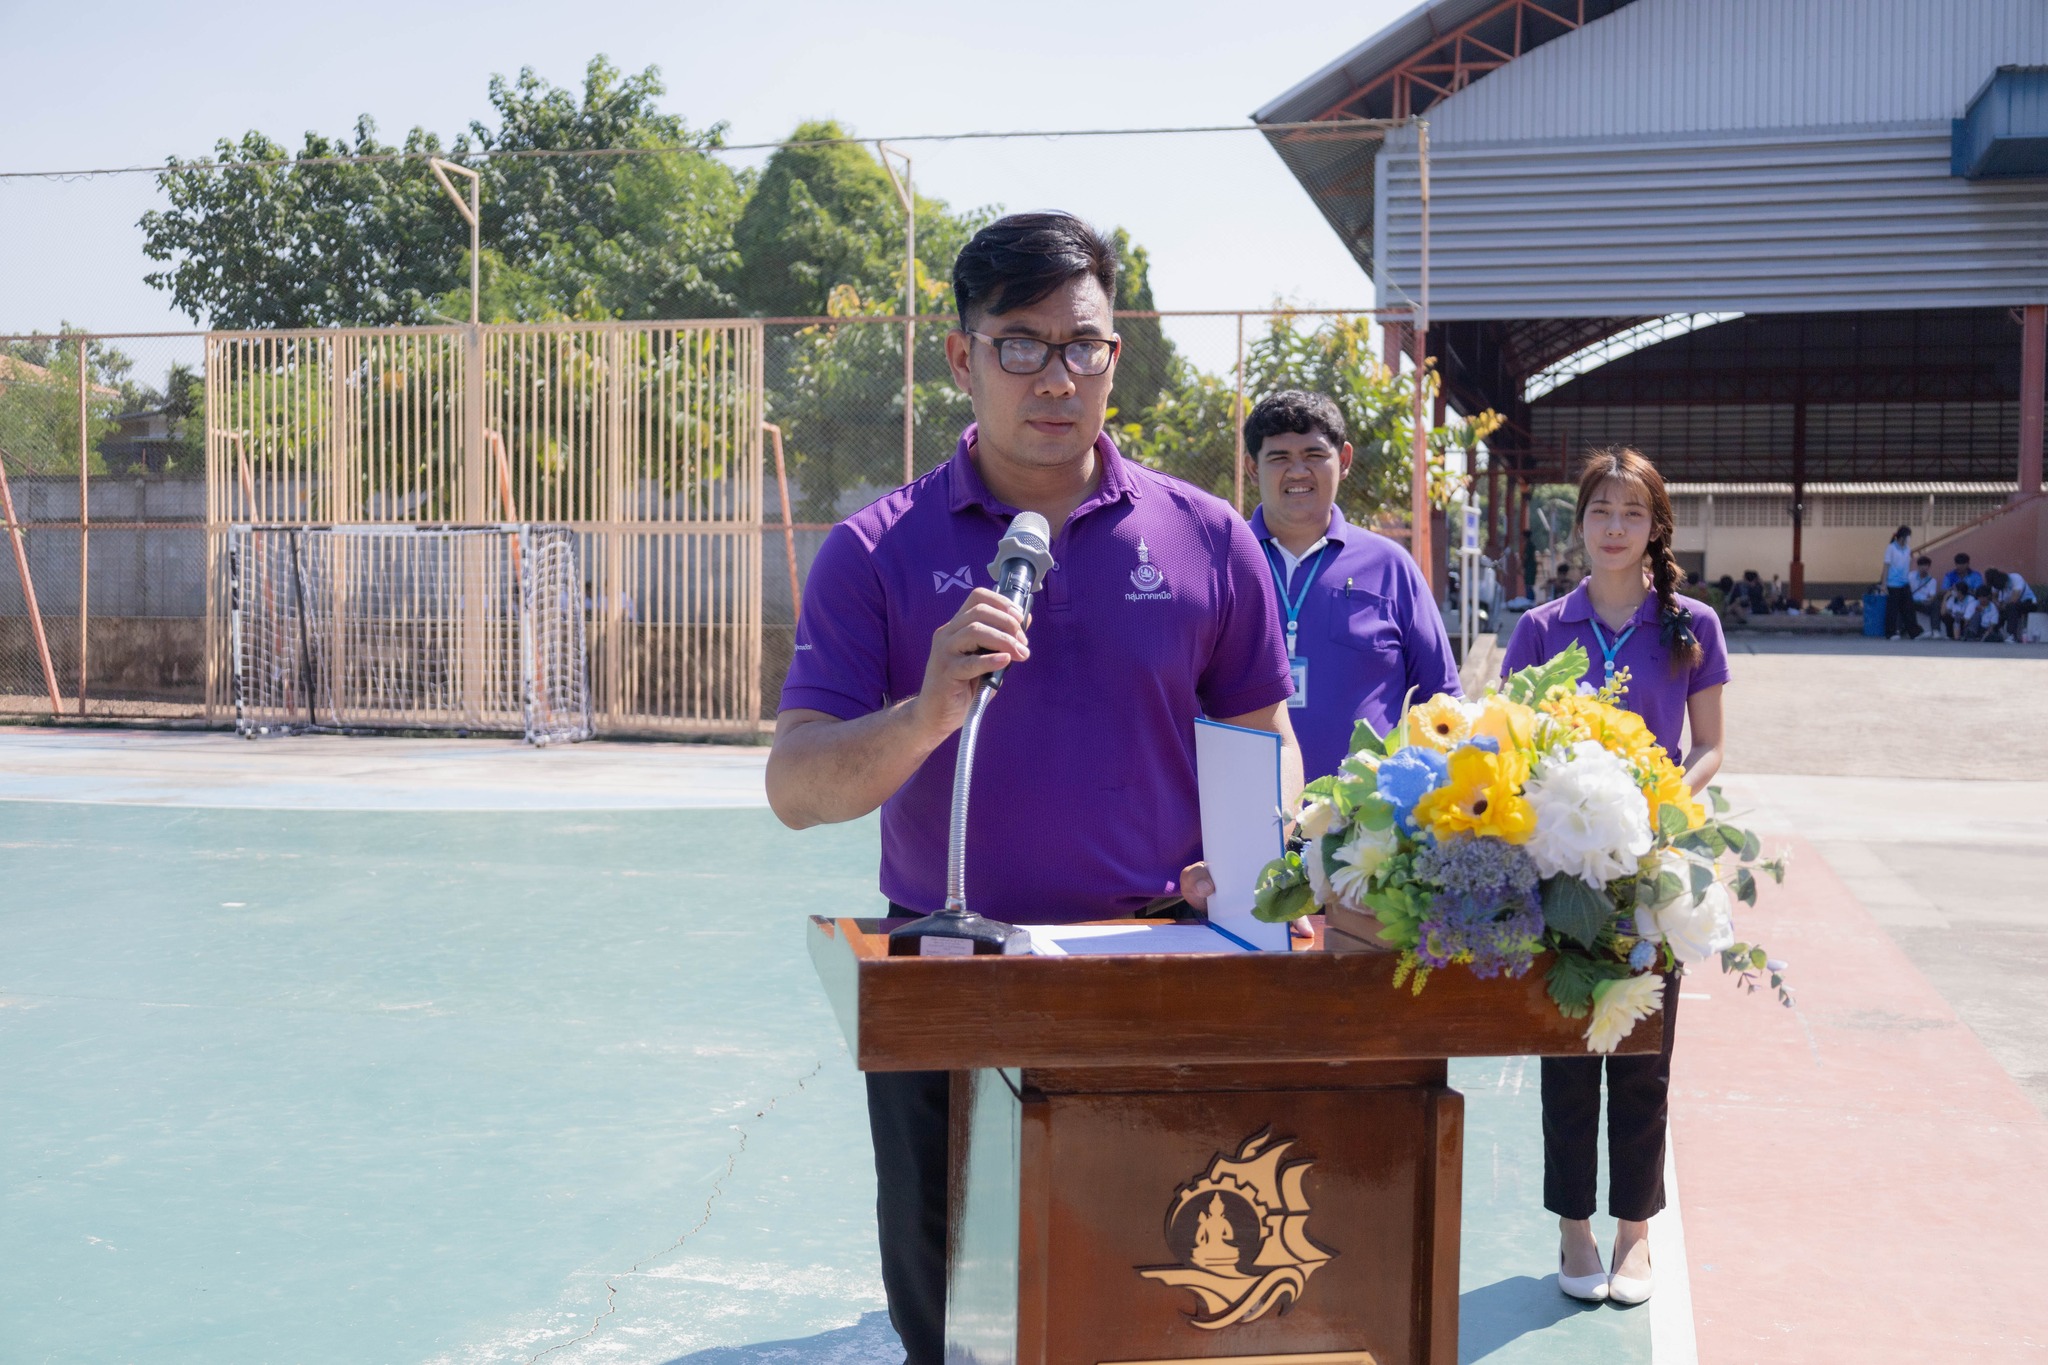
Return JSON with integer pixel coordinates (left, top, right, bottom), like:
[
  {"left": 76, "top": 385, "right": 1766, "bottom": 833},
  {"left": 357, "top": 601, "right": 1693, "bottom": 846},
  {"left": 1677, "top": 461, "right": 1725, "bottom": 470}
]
[{"left": 1254, "top": 0, "right": 2048, "bottom": 591}]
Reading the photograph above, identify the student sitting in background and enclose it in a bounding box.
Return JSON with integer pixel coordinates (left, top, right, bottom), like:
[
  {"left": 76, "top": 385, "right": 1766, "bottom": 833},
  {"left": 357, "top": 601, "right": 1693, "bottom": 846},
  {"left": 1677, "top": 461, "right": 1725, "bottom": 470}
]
[
  {"left": 1973, "top": 585, "right": 2005, "bottom": 643},
  {"left": 1989, "top": 569, "right": 2036, "bottom": 643},
  {"left": 1941, "top": 582, "right": 1976, "bottom": 640},
  {"left": 1945, "top": 553, "right": 1983, "bottom": 594},
  {"left": 1909, "top": 555, "right": 1939, "bottom": 637}
]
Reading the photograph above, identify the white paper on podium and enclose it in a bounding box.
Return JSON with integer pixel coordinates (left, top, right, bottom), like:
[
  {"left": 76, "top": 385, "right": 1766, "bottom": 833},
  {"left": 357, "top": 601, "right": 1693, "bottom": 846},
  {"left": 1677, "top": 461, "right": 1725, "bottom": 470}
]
[
  {"left": 1022, "top": 923, "right": 1247, "bottom": 956},
  {"left": 1193, "top": 717, "right": 1291, "bottom": 952}
]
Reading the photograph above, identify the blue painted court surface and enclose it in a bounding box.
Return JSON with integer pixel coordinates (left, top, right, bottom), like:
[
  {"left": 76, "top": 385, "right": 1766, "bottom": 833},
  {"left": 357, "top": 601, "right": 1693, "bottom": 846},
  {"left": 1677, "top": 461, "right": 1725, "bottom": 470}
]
[{"left": 1, "top": 797, "right": 1659, "bottom": 1363}]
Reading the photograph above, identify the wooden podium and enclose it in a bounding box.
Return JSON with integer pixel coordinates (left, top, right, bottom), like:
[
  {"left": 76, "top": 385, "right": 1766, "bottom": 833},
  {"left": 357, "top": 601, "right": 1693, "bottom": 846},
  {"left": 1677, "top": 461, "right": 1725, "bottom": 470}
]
[{"left": 808, "top": 915, "right": 1653, "bottom": 1365}]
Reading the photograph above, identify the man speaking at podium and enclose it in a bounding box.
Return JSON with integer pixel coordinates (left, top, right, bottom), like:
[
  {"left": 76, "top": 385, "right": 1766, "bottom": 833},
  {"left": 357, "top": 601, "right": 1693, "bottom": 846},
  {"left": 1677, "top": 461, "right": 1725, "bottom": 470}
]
[{"left": 765, "top": 212, "right": 1300, "bottom": 1363}]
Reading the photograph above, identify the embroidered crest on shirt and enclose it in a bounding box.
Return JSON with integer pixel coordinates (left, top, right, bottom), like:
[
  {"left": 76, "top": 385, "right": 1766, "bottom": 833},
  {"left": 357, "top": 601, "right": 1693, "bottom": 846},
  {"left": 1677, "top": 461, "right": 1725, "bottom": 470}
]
[
  {"left": 1127, "top": 538, "right": 1172, "bottom": 600},
  {"left": 932, "top": 566, "right": 975, "bottom": 593}
]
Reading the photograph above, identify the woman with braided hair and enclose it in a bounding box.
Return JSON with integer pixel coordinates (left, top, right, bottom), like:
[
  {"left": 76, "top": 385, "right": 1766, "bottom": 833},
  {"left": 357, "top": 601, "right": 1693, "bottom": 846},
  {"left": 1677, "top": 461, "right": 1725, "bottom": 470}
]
[{"left": 1500, "top": 446, "right": 1730, "bottom": 1307}]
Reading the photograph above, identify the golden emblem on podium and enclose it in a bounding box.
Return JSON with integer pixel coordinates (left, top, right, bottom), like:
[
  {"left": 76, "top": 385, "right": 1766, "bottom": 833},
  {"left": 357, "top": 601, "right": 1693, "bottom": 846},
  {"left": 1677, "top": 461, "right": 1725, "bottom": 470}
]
[{"left": 1138, "top": 1127, "right": 1336, "bottom": 1329}]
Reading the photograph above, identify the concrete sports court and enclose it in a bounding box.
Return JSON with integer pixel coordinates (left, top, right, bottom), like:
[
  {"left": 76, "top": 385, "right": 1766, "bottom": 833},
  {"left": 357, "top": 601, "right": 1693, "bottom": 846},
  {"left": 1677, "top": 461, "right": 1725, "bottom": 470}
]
[{"left": 5, "top": 636, "right": 2046, "bottom": 1364}]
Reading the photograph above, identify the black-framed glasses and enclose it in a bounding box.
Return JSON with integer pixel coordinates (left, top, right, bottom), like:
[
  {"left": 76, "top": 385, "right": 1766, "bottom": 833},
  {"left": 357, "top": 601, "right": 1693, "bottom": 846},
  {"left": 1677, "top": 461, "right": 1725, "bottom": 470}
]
[{"left": 965, "top": 331, "right": 1120, "bottom": 377}]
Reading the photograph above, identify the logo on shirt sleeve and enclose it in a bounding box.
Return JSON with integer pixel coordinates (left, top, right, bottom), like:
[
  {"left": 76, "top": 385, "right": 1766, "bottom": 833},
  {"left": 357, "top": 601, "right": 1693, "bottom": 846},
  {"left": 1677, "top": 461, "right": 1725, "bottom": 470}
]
[
  {"left": 933, "top": 566, "right": 975, "bottom": 594},
  {"left": 1127, "top": 537, "right": 1172, "bottom": 601}
]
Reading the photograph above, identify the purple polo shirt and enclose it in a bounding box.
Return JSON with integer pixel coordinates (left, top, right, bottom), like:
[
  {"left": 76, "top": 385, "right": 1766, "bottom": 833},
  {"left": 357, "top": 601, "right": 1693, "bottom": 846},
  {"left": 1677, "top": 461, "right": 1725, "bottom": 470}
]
[
  {"left": 1500, "top": 582, "right": 1731, "bottom": 757},
  {"left": 1250, "top": 504, "right": 1461, "bottom": 779},
  {"left": 781, "top": 426, "right": 1292, "bottom": 923}
]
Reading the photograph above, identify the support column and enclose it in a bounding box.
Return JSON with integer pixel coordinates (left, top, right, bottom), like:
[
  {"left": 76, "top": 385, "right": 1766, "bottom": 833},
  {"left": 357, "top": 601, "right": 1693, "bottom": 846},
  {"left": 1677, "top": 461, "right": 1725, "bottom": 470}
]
[
  {"left": 2021, "top": 304, "right": 2045, "bottom": 498},
  {"left": 1383, "top": 321, "right": 1407, "bottom": 376},
  {"left": 1410, "top": 324, "right": 1432, "bottom": 592},
  {"left": 1789, "top": 399, "right": 1808, "bottom": 604},
  {"left": 1485, "top": 450, "right": 1501, "bottom": 557}
]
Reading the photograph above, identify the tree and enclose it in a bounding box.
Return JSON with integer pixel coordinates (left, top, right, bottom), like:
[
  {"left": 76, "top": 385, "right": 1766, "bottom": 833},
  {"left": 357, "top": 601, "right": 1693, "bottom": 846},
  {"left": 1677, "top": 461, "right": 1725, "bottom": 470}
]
[
  {"left": 1116, "top": 312, "right": 1501, "bottom": 524},
  {"left": 0, "top": 332, "right": 138, "bottom": 475},
  {"left": 140, "top": 57, "right": 738, "bottom": 328}
]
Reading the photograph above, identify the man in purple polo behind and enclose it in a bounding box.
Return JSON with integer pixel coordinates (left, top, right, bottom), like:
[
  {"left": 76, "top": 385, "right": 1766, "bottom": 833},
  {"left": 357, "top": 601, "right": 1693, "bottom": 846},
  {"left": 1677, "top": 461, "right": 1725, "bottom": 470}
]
[
  {"left": 765, "top": 212, "right": 1298, "bottom": 1363},
  {"left": 1243, "top": 390, "right": 1460, "bottom": 778}
]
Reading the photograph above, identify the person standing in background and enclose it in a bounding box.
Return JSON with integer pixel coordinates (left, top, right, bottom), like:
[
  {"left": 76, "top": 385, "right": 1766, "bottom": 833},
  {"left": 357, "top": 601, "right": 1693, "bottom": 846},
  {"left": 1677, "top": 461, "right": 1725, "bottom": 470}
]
[
  {"left": 1880, "top": 525, "right": 1918, "bottom": 640},
  {"left": 1500, "top": 447, "right": 1729, "bottom": 1308},
  {"left": 1239, "top": 390, "right": 1461, "bottom": 780}
]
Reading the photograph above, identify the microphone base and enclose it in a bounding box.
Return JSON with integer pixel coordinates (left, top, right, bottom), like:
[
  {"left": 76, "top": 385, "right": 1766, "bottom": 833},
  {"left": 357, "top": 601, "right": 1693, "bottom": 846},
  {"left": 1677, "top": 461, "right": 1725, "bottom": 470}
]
[{"left": 888, "top": 910, "right": 1030, "bottom": 956}]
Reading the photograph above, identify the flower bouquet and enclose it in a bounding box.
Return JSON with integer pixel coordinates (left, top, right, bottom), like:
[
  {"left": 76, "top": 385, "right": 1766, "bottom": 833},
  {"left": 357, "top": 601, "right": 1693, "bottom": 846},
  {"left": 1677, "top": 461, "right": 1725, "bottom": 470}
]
[{"left": 1252, "top": 642, "right": 1792, "bottom": 1052}]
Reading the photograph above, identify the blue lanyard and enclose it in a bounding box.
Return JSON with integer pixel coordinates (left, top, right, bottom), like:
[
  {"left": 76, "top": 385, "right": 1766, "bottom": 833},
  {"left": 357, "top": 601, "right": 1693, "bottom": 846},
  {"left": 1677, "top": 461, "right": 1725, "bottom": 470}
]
[
  {"left": 1263, "top": 541, "right": 1333, "bottom": 654},
  {"left": 1589, "top": 616, "right": 1637, "bottom": 690}
]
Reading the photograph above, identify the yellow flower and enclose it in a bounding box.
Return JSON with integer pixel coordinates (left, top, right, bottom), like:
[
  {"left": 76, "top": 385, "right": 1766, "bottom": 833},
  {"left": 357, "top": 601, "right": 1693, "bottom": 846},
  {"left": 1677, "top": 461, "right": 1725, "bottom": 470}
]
[
  {"left": 1472, "top": 695, "right": 1539, "bottom": 754},
  {"left": 1415, "top": 746, "right": 1535, "bottom": 844},
  {"left": 1407, "top": 695, "right": 1474, "bottom": 752},
  {"left": 1639, "top": 755, "right": 1706, "bottom": 831},
  {"left": 1540, "top": 694, "right": 1662, "bottom": 765}
]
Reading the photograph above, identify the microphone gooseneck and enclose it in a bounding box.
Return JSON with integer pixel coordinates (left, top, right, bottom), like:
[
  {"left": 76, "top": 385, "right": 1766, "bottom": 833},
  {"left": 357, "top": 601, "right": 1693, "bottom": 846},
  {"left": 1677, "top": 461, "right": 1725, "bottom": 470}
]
[{"left": 889, "top": 511, "right": 1054, "bottom": 956}]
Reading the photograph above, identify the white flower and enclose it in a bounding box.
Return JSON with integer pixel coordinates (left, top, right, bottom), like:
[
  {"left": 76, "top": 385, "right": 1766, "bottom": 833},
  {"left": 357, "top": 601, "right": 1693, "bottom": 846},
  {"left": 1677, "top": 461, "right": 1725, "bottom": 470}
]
[
  {"left": 1329, "top": 822, "right": 1400, "bottom": 907},
  {"left": 1634, "top": 850, "right": 1736, "bottom": 965},
  {"left": 1522, "top": 741, "right": 1653, "bottom": 889},
  {"left": 1296, "top": 793, "right": 1346, "bottom": 842},
  {"left": 1303, "top": 834, "right": 1336, "bottom": 908},
  {"left": 1586, "top": 973, "right": 1665, "bottom": 1053}
]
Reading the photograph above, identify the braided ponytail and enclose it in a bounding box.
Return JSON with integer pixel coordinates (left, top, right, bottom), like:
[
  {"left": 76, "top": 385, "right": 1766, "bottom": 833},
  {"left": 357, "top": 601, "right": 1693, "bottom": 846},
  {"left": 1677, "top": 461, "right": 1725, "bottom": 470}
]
[
  {"left": 1574, "top": 446, "right": 1703, "bottom": 674},
  {"left": 1649, "top": 534, "right": 1703, "bottom": 671}
]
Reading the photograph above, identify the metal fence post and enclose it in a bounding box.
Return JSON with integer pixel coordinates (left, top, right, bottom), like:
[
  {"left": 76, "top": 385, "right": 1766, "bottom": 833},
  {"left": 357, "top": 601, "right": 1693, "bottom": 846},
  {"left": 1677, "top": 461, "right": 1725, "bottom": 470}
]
[
  {"left": 1233, "top": 312, "right": 1247, "bottom": 516},
  {"left": 74, "top": 335, "right": 89, "bottom": 714}
]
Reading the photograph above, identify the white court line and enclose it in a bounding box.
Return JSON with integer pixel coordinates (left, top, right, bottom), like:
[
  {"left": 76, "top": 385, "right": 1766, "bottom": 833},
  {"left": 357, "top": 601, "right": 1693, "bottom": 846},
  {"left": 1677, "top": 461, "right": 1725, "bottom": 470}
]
[{"left": 1648, "top": 1129, "right": 1700, "bottom": 1365}]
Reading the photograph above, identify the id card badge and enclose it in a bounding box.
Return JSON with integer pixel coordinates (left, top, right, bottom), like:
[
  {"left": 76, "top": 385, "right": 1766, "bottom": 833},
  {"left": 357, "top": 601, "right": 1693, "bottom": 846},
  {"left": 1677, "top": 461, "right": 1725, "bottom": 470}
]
[{"left": 1288, "top": 656, "right": 1309, "bottom": 708}]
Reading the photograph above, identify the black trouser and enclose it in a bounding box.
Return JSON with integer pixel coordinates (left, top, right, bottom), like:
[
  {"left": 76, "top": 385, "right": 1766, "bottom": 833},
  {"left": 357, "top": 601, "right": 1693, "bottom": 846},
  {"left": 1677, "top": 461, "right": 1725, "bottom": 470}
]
[
  {"left": 866, "top": 1066, "right": 951, "bottom": 1365},
  {"left": 1884, "top": 585, "right": 1918, "bottom": 638},
  {"left": 1541, "top": 978, "right": 1680, "bottom": 1222}
]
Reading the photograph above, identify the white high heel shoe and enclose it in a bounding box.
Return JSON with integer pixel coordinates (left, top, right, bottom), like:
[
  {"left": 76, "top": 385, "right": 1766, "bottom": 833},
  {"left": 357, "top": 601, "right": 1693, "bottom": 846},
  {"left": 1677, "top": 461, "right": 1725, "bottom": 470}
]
[
  {"left": 1607, "top": 1248, "right": 1654, "bottom": 1305},
  {"left": 1557, "top": 1251, "right": 1611, "bottom": 1303}
]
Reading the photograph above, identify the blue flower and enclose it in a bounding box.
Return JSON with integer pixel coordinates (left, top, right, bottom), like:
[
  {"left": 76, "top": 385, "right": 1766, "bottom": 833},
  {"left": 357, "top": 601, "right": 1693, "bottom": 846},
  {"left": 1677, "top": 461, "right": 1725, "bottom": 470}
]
[
  {"left": 1629, "top": 940, "right": 1658, "bottom": 971},
  {"left": 1376, "top": 746, "right": 1449, "bottom": 833},
  {"left": 1460, "top": 736, "right": 1501, "bottom": 754}
]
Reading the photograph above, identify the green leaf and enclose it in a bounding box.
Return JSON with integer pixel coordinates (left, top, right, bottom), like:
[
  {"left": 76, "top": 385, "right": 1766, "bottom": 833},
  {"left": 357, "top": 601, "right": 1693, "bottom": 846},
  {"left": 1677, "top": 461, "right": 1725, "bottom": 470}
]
[
  {"left": 1688, "top": 861, "right": 1715, "bottom": 903},
  {"left": 1734, "top": 866, "right": 1758, "bottom": 905},
  {"left": 1355, "top": 796, "right": 1395, "bottom": 831},
  {"left": 1750, "top": 946, "right": 1769, "bottom": 971},
  {"left": 1676, "top": 826, "right": 1727, "bottom": 857},
  {"left": 1301, "top": 776, "right": 1339, "bottom": 802},
  {"left": 1541, "top": 874, "right": 1613, "bottom": 950},
  {"left": 1545, "top": 950, "right": 1625, "bottom": 1020},
  {"left": 1253, "top": 875, "right": 1316, "bottom": 923},
  {"left": 1505, "top": 641, "right": 1590, "bottom": 707},
  {"left": 1739, "top": 829, "right": 1762, "bottom": 862},
  {"left": 1656, "top": 802, "right": 1691, "bottom": 842},
  {"left": 1350, "top": 717, "right": 1388, "bottom": 757},
  {"left": 1708, "top": 786, "right": 1731, "bottom": 814},
  {"left": 1655, "top": 870, "right": 1685, "bottom": 906}
]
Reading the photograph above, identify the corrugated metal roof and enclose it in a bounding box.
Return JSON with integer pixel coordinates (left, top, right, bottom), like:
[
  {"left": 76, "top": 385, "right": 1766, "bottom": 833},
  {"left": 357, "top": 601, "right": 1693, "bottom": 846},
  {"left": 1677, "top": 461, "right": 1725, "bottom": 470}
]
[
  {"left": 1253, "top": 0, "right": 1563, "bottom": 125},
  {"left": 1375, "top": 124, "right": 2048, "bottom": 318},
  {"left": 1430, "top": 0, "right": 2048, "bottom": 143}
]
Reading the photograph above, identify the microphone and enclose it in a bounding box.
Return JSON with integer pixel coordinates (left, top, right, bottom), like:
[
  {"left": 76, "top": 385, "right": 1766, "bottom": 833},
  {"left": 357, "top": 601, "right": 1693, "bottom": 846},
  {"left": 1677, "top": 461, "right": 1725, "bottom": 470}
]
[
  {"left": 886, "top": 511, "right": 1054, "bottom": 957},
  {"left": 983, "top": 512, "right": 1054, "bottom": 690}
]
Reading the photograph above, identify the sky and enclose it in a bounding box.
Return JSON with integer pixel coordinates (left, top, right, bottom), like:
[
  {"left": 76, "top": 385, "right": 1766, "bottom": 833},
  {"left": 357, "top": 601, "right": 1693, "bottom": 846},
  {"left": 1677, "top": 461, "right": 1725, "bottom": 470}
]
[{"left": 0, "top": 0, "right": 1415, "bottom": 366}]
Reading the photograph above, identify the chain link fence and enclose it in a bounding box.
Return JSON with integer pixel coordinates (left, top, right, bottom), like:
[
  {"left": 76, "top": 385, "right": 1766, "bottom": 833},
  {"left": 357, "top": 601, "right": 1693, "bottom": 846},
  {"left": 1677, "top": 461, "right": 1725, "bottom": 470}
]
[{"left": 4, "top": 308, "right": 1405, "bottom": 731}]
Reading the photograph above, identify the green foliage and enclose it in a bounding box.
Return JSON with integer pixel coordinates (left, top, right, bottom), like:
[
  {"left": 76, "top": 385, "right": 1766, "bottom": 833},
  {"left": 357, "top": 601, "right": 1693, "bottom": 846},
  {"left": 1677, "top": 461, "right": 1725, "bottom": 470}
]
[
  {"left": 1539, "top": 874, "right": 1610, "bottom": 950},
  {"left": 1545, "top": 951, "right": 1627, "bottom": 1020},
  {"left": 1503, "top": 641, "right": 1590, "bottom": 706},
  {"left": 1252, "top": 853, "right": 1315, "bottom": 923},
  {"left": 141, "top": 57, "right": 739, "bottom": 328},
  {"left": 0, "top": 332, "right": 144, "bottom": 475}
]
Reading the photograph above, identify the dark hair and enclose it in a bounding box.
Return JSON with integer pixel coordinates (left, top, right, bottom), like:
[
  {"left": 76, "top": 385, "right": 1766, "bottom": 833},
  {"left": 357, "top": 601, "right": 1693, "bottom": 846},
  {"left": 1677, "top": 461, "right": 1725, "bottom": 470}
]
[
  {"left": 1917, "top": 555, "right": 1932, "bottom": 566},
  {"left": 1244, "top": 390, "right": 1348, "bottom": 460},
  {"left": 1573, "top": 446, "right": 1704, "bottom": 672},
  {"left": 952, "top": 212, "right": 1118, "bottom": 328},
  {"left": 1987, "top": 568, "right": 2010, "bottom": 590},
  {"left": 1955, "top": 552, "right": 1972, "bottom": 564}
]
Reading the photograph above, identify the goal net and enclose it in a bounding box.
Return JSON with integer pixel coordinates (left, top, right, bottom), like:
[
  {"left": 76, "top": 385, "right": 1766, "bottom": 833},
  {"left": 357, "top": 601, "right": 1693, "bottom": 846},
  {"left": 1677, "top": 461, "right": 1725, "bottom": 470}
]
[{"left": 228, "top": 523, "right": 594, "bottom": 745}]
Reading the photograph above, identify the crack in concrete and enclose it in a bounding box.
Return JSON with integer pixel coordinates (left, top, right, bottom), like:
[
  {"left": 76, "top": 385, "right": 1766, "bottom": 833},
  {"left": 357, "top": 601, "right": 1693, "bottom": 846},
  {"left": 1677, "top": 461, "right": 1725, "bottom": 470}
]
[{"left": 526, "top": 1059, "right": 825, "bottom": 1364}]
